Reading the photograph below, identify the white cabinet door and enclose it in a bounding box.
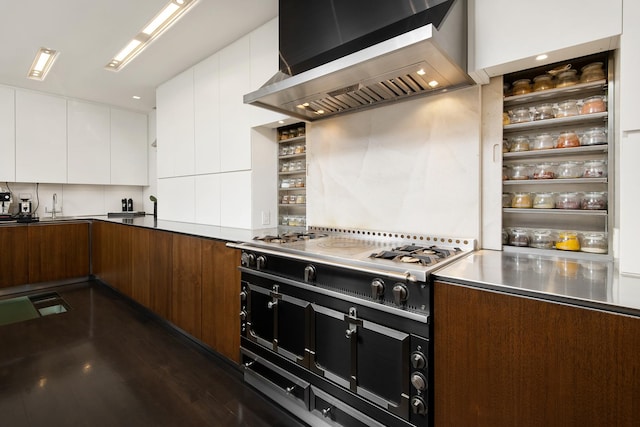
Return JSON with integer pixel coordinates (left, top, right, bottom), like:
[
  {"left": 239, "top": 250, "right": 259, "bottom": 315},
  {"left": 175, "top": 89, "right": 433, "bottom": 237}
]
[
  {"left": 67, "top": 100, "right": 110, "bottom": 184},
  {"left": 15, "top": 91, "right": 67, "bottom": 183},
  {"left": 620, "top": 0, "right": 640, "bottom": 132},
  {"left": 194, "top": 53, "right": 221, "bottom": 174},
  {"left": 0, "top": 87, "right": 15, "bottom": 182},
  {"left": 619, "top": 132, "right": 640, "bottom": 275},
  {"left": 219, "top": 35, "right": 252, "bottom": 173},
  {"left": 220, "top": 170, "right": 251, "bottom": 228},
  {"left": 470, "top": 0, "right": 622, "bottom": 77},
  {"left": 156, "top": 68, "right": 194, "bottom": 178},
  {"left": 110, "top": 108, "right": 148, "bottom": 185},
  {"left": 195, "top": 174, "right": 221, "bottom": 225},
  {"left": 157, "top": 176, "right": 195, "bottom": 222}
]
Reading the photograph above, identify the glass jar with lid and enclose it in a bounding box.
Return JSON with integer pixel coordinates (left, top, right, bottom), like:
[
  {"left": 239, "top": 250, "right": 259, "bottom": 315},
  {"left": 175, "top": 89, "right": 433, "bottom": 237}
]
[
  {"left": 533, "top": 163, "right": 556, "bottom": 179},
  {"left": 502, "top": 193, "right": 513, "bottom": 208},
  {"left": 581, "top": 191, "right": 607, "bottom": 210},
  {"left": 297, "top": 126, "right": 306, "bottom": 137},
  {"left": 509, "top": 228, "right": 530, "bottom": 247},
  {"left": 533, "top": 74, "right": 555, "bottom": 92},
  {"left": 580, "top": 232, "right": 608, "bottom": 254},
  {"left": 509, "top": 107, "right": 533, "bottom": 124},
  {"left": 581, "top": 127, "right": 607, "bottom": 146},
  {"left": 502, "top": 229, "right": 509, "bottom": 245},
  {"left": 511, "top": 79, "right": 532, "bottom": 95},
  {"left": 531, "top": 133, "right": 555, "bottom": 150},
  {"left": 555, "top": 99, "right": 580, "bottom": 118},
  {"left": 556, "top": 192, "right": 581, "bottom": 209},
  {"left": 556, "top": 131, "right": 581, "bottom": 148},
  {"left": 512, "top": 192, "right": 533, "bottom": 208},
  {"left": 556, "top": 161, "right": 583, "bottom": 179},
  {"left": 583, "top": 160, "right": 607, "bottom": 178},
  {"left": 534, "top": 104, "right": 555, "bottom": 121},
  {"left": 510, "top": 135, "right": 530, "bottom": 152},
  {"left": 280, "top": 130, "right": 290, "bottom": 141},
  {"left": 556, "top": 231, "right": 581, "bottom": 251},
  {"left": 556, "top": 69, "right": 579, "bottom": 88},
  {"left": 509, "top": 164, "right": 531, "bottom": 180},
  {"left": 533, "top": 192, "right": 555, "bottom": 209},
  {"left": 580, "top": 95, "right": 607, "bottom": 114},
  {"left": 530, "top": 229, "right": 555, "bottom": 249},
  {"left": 580, "top": 62, "right": 605, "bottom": 83}
]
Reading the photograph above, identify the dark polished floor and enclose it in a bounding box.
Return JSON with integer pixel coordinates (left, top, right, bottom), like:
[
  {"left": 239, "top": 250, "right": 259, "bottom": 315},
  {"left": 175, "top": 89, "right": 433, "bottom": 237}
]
[{"left": 0, "top": 281, "right": 306, "bottom": 427}]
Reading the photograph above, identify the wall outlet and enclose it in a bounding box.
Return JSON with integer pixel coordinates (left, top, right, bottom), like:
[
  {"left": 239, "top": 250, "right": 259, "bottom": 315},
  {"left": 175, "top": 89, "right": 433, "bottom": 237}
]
[{"left": 261, "top": 211, "right": 271, "bottom": 225}]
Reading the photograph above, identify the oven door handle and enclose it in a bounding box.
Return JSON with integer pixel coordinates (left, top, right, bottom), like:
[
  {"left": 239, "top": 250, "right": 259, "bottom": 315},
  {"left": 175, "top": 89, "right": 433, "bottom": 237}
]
[{"left": 227, "top": 243, "right": 418, "bottom": 282}]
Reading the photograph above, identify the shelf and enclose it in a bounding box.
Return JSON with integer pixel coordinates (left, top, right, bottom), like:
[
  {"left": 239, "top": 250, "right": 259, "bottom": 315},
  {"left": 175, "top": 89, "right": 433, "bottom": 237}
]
[
  {"left": 279, "top": 170, "right": 306, "bottom": 175},
  {"left": 503, "top": 144, "right": 608, "bottom": 159},
  {"left": 278, "top": 135, "right": 306, "bottom": 144},
  {"left": 279, "top": 187, "right": 306, "bottom": 191},
  {"left": 504, "top": 208, "right": 607, "bottom": 216},
  {"left": 503, "top": 80, "right": 607, "bottom": 106},
  {"left": 278, "top": 153, "right": 306, "bottom": 160},
  {"left": 503, "top": 112, "right": 608, "bottom": 132},
  {"left": 279, "top": 204, "right": 306, "bottom": 207},
  {"left": 503, "top": 177, "right": 607, "bottom": 185},
  {"left": 502, "top": 244, "right": 612, "bottom": 262}
]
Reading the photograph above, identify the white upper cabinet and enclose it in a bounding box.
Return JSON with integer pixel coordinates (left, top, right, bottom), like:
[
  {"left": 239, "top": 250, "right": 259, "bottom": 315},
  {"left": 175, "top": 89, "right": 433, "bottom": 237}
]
[
  {"left": 194, "top": 53, "right": 221, "bottom": 175},
  {"left": 620, "top": 0, "right": 640, "bottom": 132},
  {"left": 219, "top": 35, "right": 252, "bottom": 172},
  {"left": 67, "top": 100, "right": 111, "bottom": 184},
  {"left": 15, "top": 91, "right": 67, "bottom": 183},
  {"left": 470, "top": 0, "right": 622, "bottom": 80},
  {"left": 0, "top": 86, "right": 15, "bottom": 182},
  {"left": 110, "top": 108, "right": 148, "bottom": 186},
  {"left": 156, "top": 68, "right": 195, "bottom": 178}
]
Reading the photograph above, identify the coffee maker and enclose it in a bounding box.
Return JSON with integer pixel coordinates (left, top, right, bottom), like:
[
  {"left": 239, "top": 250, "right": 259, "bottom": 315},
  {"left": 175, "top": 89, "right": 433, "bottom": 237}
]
[
  {"left": 0, "top": 188, "right": 11, "bottom": 221},
  {"left": 17, "top": 193, "right": 38, "bottom": 222}
]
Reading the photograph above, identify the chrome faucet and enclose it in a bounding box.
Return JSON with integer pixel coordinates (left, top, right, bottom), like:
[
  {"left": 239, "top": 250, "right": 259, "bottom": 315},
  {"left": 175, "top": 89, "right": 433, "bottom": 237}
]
[{"left": 52, "top": 193, "right": 57, "bottom": 219}]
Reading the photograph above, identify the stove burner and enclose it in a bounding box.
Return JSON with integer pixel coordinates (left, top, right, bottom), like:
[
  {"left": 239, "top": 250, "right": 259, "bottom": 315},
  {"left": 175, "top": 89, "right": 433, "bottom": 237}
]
[
  {"left": 254, "top": 232, "right": 328, "bottom": 244},
  {"left": 370, "top": 244, "right": 461, "bottom": 266}
]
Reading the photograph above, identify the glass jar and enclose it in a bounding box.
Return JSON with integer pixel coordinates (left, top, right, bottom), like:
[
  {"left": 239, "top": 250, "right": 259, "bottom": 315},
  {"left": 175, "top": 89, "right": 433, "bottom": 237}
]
[
  {"left": 512, "top": 192, "right": 533, "bottom": 208},
  {"left": 533, "top": 74, "right": 555, "bottom": 92},
  {"left": 580, "top": 62, "right": 605, "bottom": 83},
  {"left": 555, "top": 99, "right": 580, "bottom": 118},
  {"left": 581, "top": 191, "right": 607, "bottom": 210},
  {"left": 556, "top": 231, "right": 581, "bottom": 251},
  {"left": 509, "top": 228, "right": 530, "bottom": 247},
  {"left": 281, "top": 161, "right": 290, "bottom": 172},
  {"left": 533, "top": 163, "right": 556, "bottom": 180},
  {"left": 534, "top": 104, "right": 555, "bottom": 121},
  {"left": 280, "top": 130, "right": 289, "bottom": 141},
  {"left": 583, "top": 160, "right": 607, "bottom": 178},
  {"left": 531, "top": 133, "right": 555, "bottom": 150},
  {"left": 509, "top": 164, "right": 531, "bottom": 180},
  {"left": 297, "top": 126, "right": 306, "bottom": 137},
  {"left": 556, "top": 161, "right": 583, "bottom": 179},
  {"left": 294, "top": 144, "right": 304, "bottom": 154},
  {"left": 530, "top": 229, "right": 555, "bottom": 249},
  {"left": 509, "top": 135, "right": 530, "bottom": 152},
  {"left": 503, "top": 166, "right": 509, "bottom": 181},
  {"left": 295, "top": 194, "right": 306, "bottom": 204},
  {"left": 295, "top": 177, "right": 305, "bottom": 188},
  {"left": 509, "top": 107, "right": 532, "bottom": 124},
  {"left": 511, "top": 79, "right": 532, "bottom": 95},
  {"left": 281, "top": 195, "right": 290, "bottom": 204},
  {"left": 580, "top": 95, "right": 606, "bottom": 114},
  {"left": 502, "top": 139, "right": 510, "bottom": 153},
  {"left": 503, "top": 112, "right": 511, "bottom": 126},
  {"left": 533, "top": 192, "right": 555, "bottom": 209},
  {"left": 580, "top": 232, "right": 608, "bottom": 254},
  {"left": 581, "top": 127, "right": 607, "bottom": 146},
  {"left": 556, "top": 192, "right": 581, "bottom": 209},
  {"left": 502, "top": 193, "right": 512, "bottom": 208},
  {"left": 556, "top": 131, "right": 581, "bottom": 148},
  {"left": 502, "top": 229, "right": 509, "bottom": 245},
  {"left": 556, "top": 69, "right": 579, "bottom": 88}
]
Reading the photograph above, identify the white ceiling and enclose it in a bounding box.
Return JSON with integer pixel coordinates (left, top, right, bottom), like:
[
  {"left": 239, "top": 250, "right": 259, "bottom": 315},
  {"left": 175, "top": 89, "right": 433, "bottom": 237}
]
[{"left": 0, "top": 0, "right": 278, "bottom": 113}]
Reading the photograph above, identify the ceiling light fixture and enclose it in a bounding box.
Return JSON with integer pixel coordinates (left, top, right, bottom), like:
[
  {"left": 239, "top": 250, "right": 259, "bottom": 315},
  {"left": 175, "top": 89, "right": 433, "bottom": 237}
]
[
  {"left": 536, "top": 54, "right": 548, "bottom": 61},
  {"left": 27, "top": 47, "right": 59, "bottom": 81},
  {"left": 106, "top": 0, "right": 199, "bottom": 72}
]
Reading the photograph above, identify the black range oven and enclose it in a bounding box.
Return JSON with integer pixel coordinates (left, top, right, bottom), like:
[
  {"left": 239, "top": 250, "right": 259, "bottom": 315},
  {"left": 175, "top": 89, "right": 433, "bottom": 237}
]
[{"left": 229, "top": 227, "right": 474, "bottom": 427}]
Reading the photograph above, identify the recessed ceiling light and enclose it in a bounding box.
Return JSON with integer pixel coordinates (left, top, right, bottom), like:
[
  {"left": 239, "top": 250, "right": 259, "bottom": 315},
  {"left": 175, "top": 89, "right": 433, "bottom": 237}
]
[
  {"left": 27, "top": 47, "right": 59, "bottom": 81},
  {"left": 428, "top": 80, "right": 439, "bottom": 88},
  {"left": 132, "top": 95, "right": 141, "bottom": 100},
  {"left": 417, "top": 69, "right": 426, "bottom": 76},
  {"left": 536, "top": 54, "right": 548, "bottom": 61},
  {"left": 106, "top": 0, "right": 200, "bottom": 72}
]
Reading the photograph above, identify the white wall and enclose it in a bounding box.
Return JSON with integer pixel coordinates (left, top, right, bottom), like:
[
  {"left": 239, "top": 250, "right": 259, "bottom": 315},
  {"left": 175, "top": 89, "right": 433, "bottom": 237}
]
[{"left": 307, "top": 86, "right": 482, "bottom": 241}]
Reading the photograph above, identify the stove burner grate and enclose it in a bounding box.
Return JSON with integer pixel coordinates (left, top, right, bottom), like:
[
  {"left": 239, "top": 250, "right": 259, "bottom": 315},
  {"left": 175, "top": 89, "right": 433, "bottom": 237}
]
[{"left": 370, "top": 244, "right": 462, "bottom": 265}]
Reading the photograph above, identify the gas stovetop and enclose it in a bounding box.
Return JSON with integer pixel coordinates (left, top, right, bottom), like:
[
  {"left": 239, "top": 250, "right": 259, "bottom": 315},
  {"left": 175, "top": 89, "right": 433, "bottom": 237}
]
[{"left": 245, "top": 227, "right": 476, "bottom": 282}]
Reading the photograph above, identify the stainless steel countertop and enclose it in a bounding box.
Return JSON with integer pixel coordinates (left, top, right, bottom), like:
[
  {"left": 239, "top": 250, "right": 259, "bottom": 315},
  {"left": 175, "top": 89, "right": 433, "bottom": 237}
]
[{"left": 434, "top": 249, "right": 640, "bottom": 317}]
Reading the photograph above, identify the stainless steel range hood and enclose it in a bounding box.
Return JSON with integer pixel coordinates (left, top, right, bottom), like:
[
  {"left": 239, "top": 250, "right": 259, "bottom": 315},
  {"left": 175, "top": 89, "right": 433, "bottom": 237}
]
[{"left": 244, "top": 0, "right": 473, "bottom": 122}]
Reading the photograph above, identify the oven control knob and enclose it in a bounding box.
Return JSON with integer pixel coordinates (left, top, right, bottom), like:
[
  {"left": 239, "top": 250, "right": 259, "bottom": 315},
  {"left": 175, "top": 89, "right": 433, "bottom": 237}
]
[
  {"left": 240, "top": 291, "right": 247, "bottom": 301},
  {"left": 371, "top": 278, "right": 385, "bottom": 300},
  {"left": 411, "top": 351, "right": 427, "bottom": 370},
  {"left": 392, "top": 283, "right": 408, "bottom": 305},
  {"left": 304, "top": 265, "right": 316, "bottom": 282},
  {"left": 241, "top": 252, "right": 256, "bottom": 268},
  {"left": 256, "top": 255, "right": 267, "bottom": 270},
  {"left": 239, "top": 310, "right": 248, "bottom": 321},
  {"left": 410, "top": 396, "right": 427, "bottom": 416},
  {"left": 411, "top": 372, "right": 427, "bottom": 391}
]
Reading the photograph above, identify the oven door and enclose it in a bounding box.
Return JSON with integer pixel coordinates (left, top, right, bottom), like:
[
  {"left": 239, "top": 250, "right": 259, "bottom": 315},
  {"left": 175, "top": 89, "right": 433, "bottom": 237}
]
[
  {"left": 244, "top": 279, "right": 310, "bottom": 367},
  {"left": 310, "top": 304, "right": 410, "bottom": 419}
]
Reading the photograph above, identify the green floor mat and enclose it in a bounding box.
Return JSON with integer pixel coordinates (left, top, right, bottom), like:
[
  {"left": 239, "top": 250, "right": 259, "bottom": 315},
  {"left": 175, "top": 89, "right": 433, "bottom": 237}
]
[{"left": 0, "top": 296, "right": 40, "bottom": 326}]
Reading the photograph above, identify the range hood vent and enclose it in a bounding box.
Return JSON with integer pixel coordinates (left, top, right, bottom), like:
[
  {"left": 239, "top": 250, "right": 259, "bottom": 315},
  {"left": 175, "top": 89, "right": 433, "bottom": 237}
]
[{"left": 244, "top": 0, "right": 473, "bottom": 122}]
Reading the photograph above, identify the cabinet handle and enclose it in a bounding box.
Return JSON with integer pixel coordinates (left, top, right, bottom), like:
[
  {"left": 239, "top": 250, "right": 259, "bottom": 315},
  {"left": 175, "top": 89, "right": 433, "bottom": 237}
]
[
  {"left": 268, "top": 301, "right": 277, "bottom": 309},
  {"left": 493, "top": 143, "right": 500, "bottom": 163}
]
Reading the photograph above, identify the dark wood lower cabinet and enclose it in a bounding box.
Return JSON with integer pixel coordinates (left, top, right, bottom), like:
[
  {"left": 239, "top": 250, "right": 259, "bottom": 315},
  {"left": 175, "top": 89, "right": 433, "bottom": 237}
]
[
  {"left": 0, "top": 225, "right": 29, "bottom": 288},
  {"left": 433, "top": 280, "right": 640, "bottom": 427},
  {"left": 170, "top": 234, "right": 202, "bottom": 339}
]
